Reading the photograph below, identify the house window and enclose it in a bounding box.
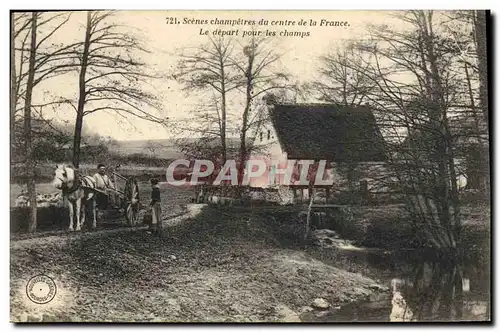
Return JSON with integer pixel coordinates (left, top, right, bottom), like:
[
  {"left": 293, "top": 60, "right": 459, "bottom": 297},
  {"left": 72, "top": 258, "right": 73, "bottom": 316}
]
[
  {"left": 268, "top": 165, "right": 276, "bottom": 185},
  {"left": 259, "top": 132, "right": 263, "bottom": 141},
  {"left": 267, "top": 130, "right": 271, "bottom": 140}
]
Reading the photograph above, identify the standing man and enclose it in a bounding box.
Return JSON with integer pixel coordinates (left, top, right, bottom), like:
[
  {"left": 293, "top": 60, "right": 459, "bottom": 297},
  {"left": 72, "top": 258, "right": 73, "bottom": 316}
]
[{"left": 93, "top": 163, "right": 116, "bottom": 211}]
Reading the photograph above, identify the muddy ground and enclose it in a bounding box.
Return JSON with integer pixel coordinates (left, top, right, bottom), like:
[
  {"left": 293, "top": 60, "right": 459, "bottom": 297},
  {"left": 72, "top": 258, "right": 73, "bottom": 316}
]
[{"left": 10, "top": 204, "right": 388, "bottom": 323}]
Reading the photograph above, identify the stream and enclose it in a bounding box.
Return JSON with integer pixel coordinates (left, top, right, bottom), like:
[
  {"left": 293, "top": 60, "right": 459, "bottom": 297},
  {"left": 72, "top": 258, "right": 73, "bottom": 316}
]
[{"left": 303, "top": 245, "right": 490, "bottom": 322}]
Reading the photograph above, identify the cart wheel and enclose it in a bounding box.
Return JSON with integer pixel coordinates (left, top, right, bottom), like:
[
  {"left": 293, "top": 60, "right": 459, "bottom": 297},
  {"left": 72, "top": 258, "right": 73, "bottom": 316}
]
[
  {"left": 125, "top": 203, "right": 135, "bottom": 225},
  {"left": 124, "top": 177, "right": 140, "bottom": 226}
]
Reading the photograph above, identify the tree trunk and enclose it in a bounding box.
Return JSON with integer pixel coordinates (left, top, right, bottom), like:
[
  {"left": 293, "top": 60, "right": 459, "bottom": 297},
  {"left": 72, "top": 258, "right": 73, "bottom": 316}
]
[
  {"left": 464, "top": 62, "right": 481, "bottom": 139},
  {"left": 10, "top": 14, "right": 17, "bottom": 159},
  {"left": 217, "top": 53, "right": 227, "bottom": 165},
  {"left": 238, "top": 49, "right": 254, "bottom": 185},
  {"left": 414, "top": 10, "right": 458, "bottom": 249},
  {"left": 427, "top": 11, "right": 459, "bottom": 248},
  {"left": 473, "top": 10, "right": 490, "bottom": 198},
  {"left": 474, "top": 10, "right": 489, "bottom": 124},
  {"left": 73, "top": 11, "right": 92, "bottom": 168},
  {"left": 463, "top": 63, "right": 483, "bottom": 191},
  {"left": 24, "top": 12, "right": 38, "bottom": 233}
]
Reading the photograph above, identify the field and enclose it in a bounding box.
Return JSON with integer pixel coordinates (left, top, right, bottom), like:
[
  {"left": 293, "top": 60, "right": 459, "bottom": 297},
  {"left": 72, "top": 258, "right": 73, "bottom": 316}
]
[
  {"left": 114, "top": 139, "right": 183, "bottom": 159},
  {"left": 10, "top": 183, "right": 57, "bottom": 207},
  {"left": 112, "top": 137, "right": 242, "bottom": 159}
]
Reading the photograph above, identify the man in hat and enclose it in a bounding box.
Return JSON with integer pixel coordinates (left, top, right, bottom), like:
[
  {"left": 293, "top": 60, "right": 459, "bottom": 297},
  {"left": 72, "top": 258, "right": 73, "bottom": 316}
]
[{"left": 93, "top": 163, "right": 116, "bottom": 210}]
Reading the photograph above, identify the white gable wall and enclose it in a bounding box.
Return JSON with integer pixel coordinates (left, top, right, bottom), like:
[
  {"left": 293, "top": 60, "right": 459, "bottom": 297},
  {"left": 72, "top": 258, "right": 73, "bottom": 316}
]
[{"left": 249, "top": 121, "right": 287, "bottom": 188}]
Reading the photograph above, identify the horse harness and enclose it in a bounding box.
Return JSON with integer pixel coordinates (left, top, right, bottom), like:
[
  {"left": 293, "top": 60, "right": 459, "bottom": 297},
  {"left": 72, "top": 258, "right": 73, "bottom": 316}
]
[{"left": 61, "top": 171, "right": 97, "bottom": 198}]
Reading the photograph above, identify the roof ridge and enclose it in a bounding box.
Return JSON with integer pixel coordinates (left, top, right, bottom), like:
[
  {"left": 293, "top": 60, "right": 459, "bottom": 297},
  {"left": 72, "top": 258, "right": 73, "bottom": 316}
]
[
  {"left": 273, "top": 102, "right": 343, "bottom": 107},
  {"left": 272, "top": 102, "right": 372, "bottom": 109},
  {"left": 268, "top": 102, "right": 385, "bottom": 162}
]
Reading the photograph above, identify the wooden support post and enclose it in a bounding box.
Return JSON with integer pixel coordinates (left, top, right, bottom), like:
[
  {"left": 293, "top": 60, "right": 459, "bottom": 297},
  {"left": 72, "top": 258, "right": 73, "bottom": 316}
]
[
  {"left": 308, "top": 187, "right": 314, "bottom": 203},
  {"left": 305, "top": 193, "right": 314, "bottom": 240},
  {"left": 325, "top": 188, "right": 331, "bottom": 204}
]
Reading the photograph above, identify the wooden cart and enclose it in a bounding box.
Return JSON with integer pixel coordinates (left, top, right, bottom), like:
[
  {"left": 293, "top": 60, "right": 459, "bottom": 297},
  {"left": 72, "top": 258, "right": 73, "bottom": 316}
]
[{"left": 95, "top": 170, "right": 143, "bottom": 226}]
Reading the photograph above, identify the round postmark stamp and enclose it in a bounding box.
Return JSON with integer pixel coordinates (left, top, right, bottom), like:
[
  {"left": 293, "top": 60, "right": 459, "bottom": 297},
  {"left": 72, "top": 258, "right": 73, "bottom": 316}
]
[{"left": 26, "top": 274, "right": 57, "bottom": 304}]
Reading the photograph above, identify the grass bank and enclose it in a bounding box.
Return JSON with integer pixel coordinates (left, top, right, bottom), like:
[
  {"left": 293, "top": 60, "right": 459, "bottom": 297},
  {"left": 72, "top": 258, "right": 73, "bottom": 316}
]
[{"left": 323, "top": 203, "right": 490, "bottom": 252}]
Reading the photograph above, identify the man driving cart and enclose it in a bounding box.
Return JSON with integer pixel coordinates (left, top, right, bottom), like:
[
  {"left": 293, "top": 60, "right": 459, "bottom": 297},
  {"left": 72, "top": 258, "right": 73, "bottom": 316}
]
[{"left": 93, "top": 163, "right": 117, "bottom": 211}]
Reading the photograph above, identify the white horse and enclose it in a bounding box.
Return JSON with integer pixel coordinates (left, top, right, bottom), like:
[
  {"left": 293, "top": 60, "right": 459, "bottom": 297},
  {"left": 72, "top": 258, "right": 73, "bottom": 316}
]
[{"left": 52, "top": 164, "right": 98, "bottom": 231}]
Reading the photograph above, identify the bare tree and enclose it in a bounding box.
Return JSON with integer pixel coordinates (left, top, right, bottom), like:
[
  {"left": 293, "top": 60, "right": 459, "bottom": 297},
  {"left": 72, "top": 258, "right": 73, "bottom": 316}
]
[
  {"left": 309, "top": 43, "right": 378, "bottom": 193},
  {"left": 23, "top": 13, "right": 38, "bottom": 232},
  {"left": 439, "top": 10, "right": 489, "bottom": 194},
  {"left": 472, "top": 10, "right": 490, "bottom": 196},
  {"left": 309, "top": 41, "right": 375, "bottom": 106},
  {"left": 172, "top": 36, "right": 243, "bottom": 164},
  {"left": 71, "top": 10, "right": 165, "bottom": 168},
  {"left": 231, "top": 36, "right": 294, "bottom": 183},
  {"left": 145, "top": 140, "right": 164, "bottom": 158},
  {"left": 10, "top": 14, "right": 22, "bottom": 154},
  {"left": 14, "top": 13, "right": 78, "bottom": 109},
  {"left": 317, "top": 10, "right": 487, "bottom": 250},
  {"left": 12, "top": 12, "right": 78, "bottom": 163},
  {"left": 11, "top": 13, "right": 34, "bottom": 139},
  {"left": 12, "top": 11, "right": 74, "bottom": 232},
  {"left": 473, "top": 10, "right": 489, "bottom": 124}
]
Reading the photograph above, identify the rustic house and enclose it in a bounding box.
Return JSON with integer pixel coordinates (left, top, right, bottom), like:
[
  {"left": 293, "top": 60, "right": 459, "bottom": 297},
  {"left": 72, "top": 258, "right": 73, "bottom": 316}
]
[{"left": 249, "top": 102, "right": 390, "bottom": 203}]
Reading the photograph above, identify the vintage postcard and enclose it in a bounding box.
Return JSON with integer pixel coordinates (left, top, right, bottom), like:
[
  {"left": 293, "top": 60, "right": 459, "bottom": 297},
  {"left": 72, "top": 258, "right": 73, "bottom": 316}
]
[{"left": 10, "top": 10, "right": 491, "bottom": 323}]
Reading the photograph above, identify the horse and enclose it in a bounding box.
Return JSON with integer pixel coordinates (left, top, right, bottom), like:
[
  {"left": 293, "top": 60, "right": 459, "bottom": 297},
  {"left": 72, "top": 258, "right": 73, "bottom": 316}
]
[{"left": 52, "top": 164, "right": 98, "bottom": 231}]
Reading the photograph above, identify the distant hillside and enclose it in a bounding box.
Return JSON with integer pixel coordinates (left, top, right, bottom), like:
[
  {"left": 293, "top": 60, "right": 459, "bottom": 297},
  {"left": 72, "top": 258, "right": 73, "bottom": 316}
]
[
  {"left": 114, "top": 137, "right": 245, "bottom": 159},
  {"left": 114, "top": 139, "right": 182, "bottom": 159}
]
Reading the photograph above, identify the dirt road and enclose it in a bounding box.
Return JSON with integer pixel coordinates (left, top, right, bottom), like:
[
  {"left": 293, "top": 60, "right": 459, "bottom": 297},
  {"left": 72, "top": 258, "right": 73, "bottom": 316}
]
[{"left": 10, "top": 205, "right": 387, "bottom": 323}]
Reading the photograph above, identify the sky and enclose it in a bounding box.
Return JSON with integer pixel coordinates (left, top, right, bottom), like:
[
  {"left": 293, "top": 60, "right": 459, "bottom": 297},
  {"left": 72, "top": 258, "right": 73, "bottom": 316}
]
[{"left": 27, "top": 10, "right": 402, "bottom": 141}]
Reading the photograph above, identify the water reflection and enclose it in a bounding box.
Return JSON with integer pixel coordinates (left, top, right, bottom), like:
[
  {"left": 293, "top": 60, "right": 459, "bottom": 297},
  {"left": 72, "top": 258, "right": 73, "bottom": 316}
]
[
  {"left": 306, "top": 248, "right": 490, "bottom": 322},
  {"left": 391, "top": 258, "right": 489, "bottom": 322},
  {"left": 389, "top": 278, "right": 415, "bottom": 321}
]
